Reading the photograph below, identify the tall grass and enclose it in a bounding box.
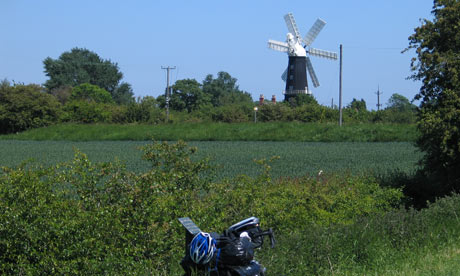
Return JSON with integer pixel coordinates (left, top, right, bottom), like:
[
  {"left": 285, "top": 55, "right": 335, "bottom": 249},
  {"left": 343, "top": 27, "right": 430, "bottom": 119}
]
[
  {"left": 0, "top": 122, "right": 417, "bottom": 142},
  {"left": 258, "top": 194, "right": 460, "bottom": 275}
]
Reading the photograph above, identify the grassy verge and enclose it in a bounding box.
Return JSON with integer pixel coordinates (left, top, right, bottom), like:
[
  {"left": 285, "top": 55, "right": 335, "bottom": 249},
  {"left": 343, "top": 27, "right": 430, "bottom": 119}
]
[{"left": 0, "top": 122, "right": 417, "bottom": 142}]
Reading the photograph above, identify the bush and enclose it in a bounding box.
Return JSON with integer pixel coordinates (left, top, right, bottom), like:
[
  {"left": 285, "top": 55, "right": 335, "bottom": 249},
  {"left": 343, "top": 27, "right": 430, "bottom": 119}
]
[
  {"left": 107, "top": 104, "right": 129, "bottom": 123},
  {"left": 258, "top": 103, "right": 292, "bottom": 122},
  {"left": 61, "top": 100, "right": 112, "bottom": 123},
  {"left": 0, "top": 83, "right": 61, "bottom": 134},
  {"left": 69, "top": 83, "right": 114, "bottom": 104},
  {"left": 211, "top": 104, "right": 251, "bottom": 123},
  {"left": 125, "top": 96, "right": 165, "bottom": 124}
]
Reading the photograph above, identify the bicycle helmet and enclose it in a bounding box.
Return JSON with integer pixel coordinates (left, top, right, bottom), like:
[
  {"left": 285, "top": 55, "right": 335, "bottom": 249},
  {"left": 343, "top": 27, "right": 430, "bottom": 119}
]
[{"left": 189, "top": 232, "right": 216, "bottom": 265}]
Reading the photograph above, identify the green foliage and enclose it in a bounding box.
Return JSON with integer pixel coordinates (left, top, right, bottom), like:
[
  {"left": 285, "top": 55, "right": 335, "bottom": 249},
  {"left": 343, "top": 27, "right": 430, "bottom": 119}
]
[
  {"left": 258, "top": 103, "right": 292, "bottom": 121},
  {"left": 171, "top": 79, "right": 211, "bottom": 112},
  {"left": 62, "top": 101, "right": 112, "bottom": 123},
  {"left": 417, "top": 89, "right": 460, "bottom": 194},
  {"left": 260, "top": 193, "right": 460, "bottom": 275},
  {"left": 292, "top": 94, "right": 319, "bottom": 107},
  {"left": 3, "top": 140, "right": 460, "bottom": 274},
  {"left": 49, "top": 85, "right": 72, "bottom": 104},
  {"left": 407, "top": 0, "right": 460, "bottom": 194},
  {"left": 378, "top": 93, "right": 417, "bottom": 124},
  {"left": 0, "top": 83, "right": 61, "bottom": 134},
  {"left": 70, "top": 83, "right": 114, "bottom": 104},
  {"left": 387, "top": 93, "right": 415, "bottom": 112},
  {"left": 211, "top": 104, "right": 251, "bottom": 123},
  {"left": 202, "top": 71, "right": 253, "bottom": 107},
  {"left": 112, "top": 82, "right": 135, "bottom": 105},
  {"left": 139, "top": 141, "right": 213, "bottom": 190},
  {"left": 342, "top": 98, "right": 371, "bottom": 123},
  {"left": 348, "top": 98, "right": 367, "bottom": 111},
  {"left": 0, "top": 140, "right": 408, "bottom": 274},
  {"left": 43, "top": 47, "right": 123, "bottom": 94},
  {"left": 292, "top": 103, "right": 332, "bottom": 122},
  {"left": 125, "top": 96, "right": 166, "bottom": 124}
]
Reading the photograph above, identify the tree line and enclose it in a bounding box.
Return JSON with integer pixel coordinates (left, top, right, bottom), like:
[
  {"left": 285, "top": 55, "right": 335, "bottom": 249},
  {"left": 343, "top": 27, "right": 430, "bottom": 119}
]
[{"left": 0, "top": 48, "right": 417, "bottom": 134}]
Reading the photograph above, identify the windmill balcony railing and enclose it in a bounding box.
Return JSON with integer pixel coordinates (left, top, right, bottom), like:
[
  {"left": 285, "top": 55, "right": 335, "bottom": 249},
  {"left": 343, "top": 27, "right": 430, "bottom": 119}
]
[{"left": 283, "top": 89, "right": 312, "bottom": 95}]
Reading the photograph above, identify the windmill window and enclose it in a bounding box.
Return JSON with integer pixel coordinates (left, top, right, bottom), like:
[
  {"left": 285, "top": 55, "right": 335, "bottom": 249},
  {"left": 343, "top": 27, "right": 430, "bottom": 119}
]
[
  {"left": 290, "top": 65, "right": 294, "bottom": 69},
  {"left": 289, "top": 75, "right": 294, "bottom": 80},
  {"left": 289, "top": 86, "right": 293, "bottom": 91}
]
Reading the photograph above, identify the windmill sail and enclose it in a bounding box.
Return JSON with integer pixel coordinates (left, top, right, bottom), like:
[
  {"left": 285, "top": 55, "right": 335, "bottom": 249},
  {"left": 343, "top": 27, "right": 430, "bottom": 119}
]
[
  {"left": 268, "top": 40, "right": 289, "bottom": 52},
  {"left": 306, "top": 57, "right": 320, "bottom": 88},
  {"left": 309, "top": 48, "right": 338, "bottom": 60},
  {"left": 284, "top": 13, "right": 301, "bottom": 41},
  {"left": 303, "top": 18, "right": 326, "bottom": 46},
  {"left": 281, "top": 67, "right": 288, "bottom": 81}
]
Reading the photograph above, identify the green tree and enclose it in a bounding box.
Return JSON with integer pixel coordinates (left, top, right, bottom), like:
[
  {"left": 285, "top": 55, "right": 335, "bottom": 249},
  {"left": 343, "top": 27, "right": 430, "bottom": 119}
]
[
  {"left": 407, "top": 0, "right": 460, "bottom": 193},
  {"left": 69, "top": 83, "right": 114, "bottom": 104},
  {"left": 112, "top": 82, "right": 135, "bottom": 105},
  {"left": 382, "top": 93, "right": 417, "bottom": 124},
  {"left": 348, "top": 98, "right": 367, "bottom": 111},
  {"left": 202, "top": 71, "right": 253, "bottom": 107},
  {"left": 171, "top": 79, "right": 211, "bottom": 112},
  {"left": 387, "top": 93, "right": 415, "bottom": 112},
  {"left": 43, "top": 47, "right": 124, "bottom": 95}
]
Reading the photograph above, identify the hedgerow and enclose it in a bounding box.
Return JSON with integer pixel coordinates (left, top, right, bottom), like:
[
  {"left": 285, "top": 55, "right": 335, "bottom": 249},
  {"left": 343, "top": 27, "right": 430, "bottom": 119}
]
[{"left": 0, "top": 141, "right": 403, "bottom": 274}]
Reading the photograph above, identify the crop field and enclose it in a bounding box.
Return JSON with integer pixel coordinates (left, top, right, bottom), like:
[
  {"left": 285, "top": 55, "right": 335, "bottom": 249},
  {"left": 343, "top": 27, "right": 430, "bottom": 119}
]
[{"left": 0, "top": 140, "right": 422, "bottom": 179}]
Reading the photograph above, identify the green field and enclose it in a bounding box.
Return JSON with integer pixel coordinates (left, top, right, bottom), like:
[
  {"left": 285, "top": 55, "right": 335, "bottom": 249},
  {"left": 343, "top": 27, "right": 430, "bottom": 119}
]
[{"left": 0, "top": 140, "right": 421, "bottom": 179}]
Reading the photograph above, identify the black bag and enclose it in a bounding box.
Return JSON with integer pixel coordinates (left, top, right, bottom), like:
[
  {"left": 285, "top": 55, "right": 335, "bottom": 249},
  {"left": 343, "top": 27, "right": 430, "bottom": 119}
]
[
  {"left": 224, "top": 260, "right": 265, "bottom": 276},
  {"left": 218, "top": 236, "right": 254, "bottom": 266}
]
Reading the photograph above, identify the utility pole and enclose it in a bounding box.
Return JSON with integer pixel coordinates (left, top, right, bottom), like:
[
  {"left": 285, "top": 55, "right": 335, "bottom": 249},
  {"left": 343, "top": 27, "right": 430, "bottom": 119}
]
[
  {"left": 161, "top": 66, "right": 176, "bottom": 121},
  {"left": 375, "top": 85, "right": 383, "bottom": 111},
  {"left": 339, "top": 44, "right": 343, "bottom": 126},
  {"left": 331, "top": 98, "right": 334, "bottom": 109}
]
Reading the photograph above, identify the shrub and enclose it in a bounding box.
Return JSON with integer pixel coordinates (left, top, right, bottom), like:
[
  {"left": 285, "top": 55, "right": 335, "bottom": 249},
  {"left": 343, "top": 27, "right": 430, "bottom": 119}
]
[
  {"left": 69, "top": 83, "right": 114, "bottom": 104},
  {"left": 125, "top": 96, "right": 165, "bottom": 124},
  {"left": 211, "top": 104, "right": 251, "bottom": 123},
  {"left": 258, "top": 103, "right": 292, "bottom": 122},
  {"left": 61, "top": 100, "right": 112, "bottom": 123},
  {"left": 107, "top": 104, "right": 128, "bottom": 123},
  {"left": 0, "top": 83, "right": 61, "bottom": 134}
]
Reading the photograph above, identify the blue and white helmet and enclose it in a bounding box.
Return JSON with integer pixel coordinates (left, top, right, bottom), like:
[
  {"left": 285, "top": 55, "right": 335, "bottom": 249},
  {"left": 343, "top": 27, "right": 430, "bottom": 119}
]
[{"left": 189, "top": 232, "right": 216, "bottom": 265}]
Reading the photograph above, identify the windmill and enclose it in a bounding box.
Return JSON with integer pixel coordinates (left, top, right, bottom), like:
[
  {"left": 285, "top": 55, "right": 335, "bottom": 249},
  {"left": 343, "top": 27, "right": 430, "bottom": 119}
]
[{"left": 268, "top": 13, "right": 337, "bottom": 102}]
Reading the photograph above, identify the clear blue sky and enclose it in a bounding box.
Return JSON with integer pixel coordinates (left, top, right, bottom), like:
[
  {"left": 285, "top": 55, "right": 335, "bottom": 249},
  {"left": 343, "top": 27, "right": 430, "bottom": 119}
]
[{"left": 1, "top": 0, "right": 434, "bottom": 109}]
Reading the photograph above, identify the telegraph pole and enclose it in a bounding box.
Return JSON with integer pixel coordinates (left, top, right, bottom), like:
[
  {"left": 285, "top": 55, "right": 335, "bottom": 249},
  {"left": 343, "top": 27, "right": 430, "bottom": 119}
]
[
  {"left": 375, "top": 85, "right": 383, "bottom": 111},
  {"left": 339, "top": 44, "right": 343, "bottom": 126},
  {"left": 161, "top": 66, "right": 176, "bottom": 121}
]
